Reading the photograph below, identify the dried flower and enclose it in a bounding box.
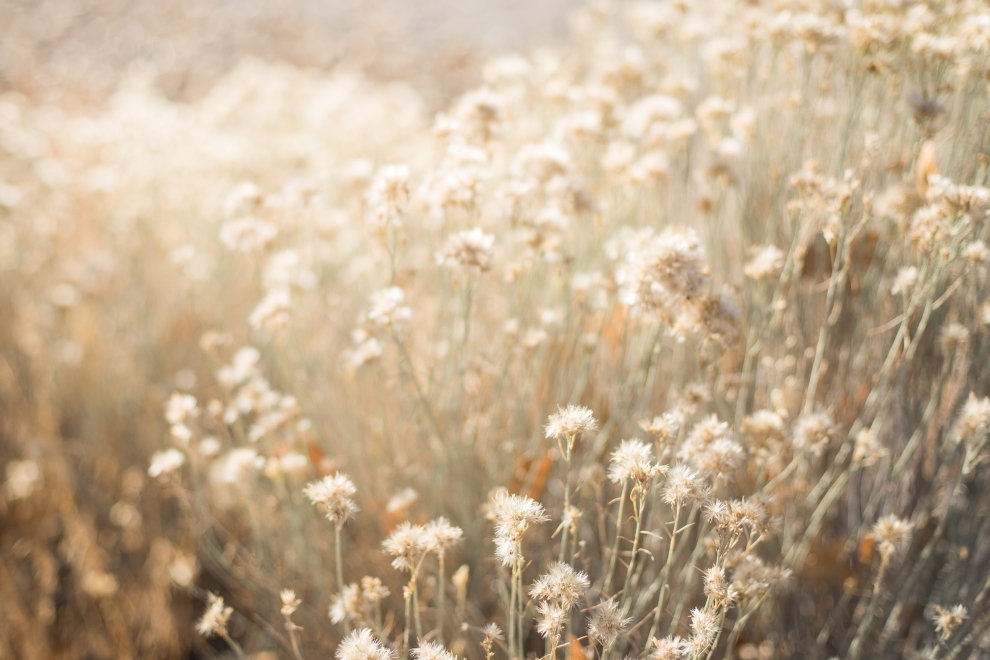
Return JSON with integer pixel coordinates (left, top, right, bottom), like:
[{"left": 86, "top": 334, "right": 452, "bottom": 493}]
[
  {"left": 336, "top": 628, "right": 396, "bottom": 660},
  {"left": 361, "top": 576, "right": 390, "bottom": 604},
  {"left": 608, "top": 439, "right": 664, "bottom": 484},
  {"left": 367, "top": 287, "right": 413, "bottom": 327},
  {"left": 491, "top": 491, "right": 548, "bottom": 566},
  {"left": 933, "top": 604, "right": 967, "bottom": 640},
  {"left": 437, "top": 228, "right": 495, "bottom": 271},
  {"left": 662, "top": 465, "right": 706, "bottom": 506},
  {"left": 963, "top": 240, "right": 990, "bottom": 266},
  {"left": 587, "top": 599, "right": 632, "bottom": 649},
  {"left": 4, "top": 460, "right": 42, "bottom": 499},
  {"left": 411, "top": 642, "right": 456, "bottom": 660},
  {"left": 872, "top": 515, "right": 913, "bottom": 562},
  {"left": 383, "top": 522, "right": 430, "bottom": 572},
  {"left": 792, "top": 411, "right": 835, "bottom": 455},
  {"left": 703, "top": 566, "right": 737, "bottom": 607},
  {"left": 367, "top": 164, "right": 411, "bottom": 223},
  {"left": 647, "top": 636, "right": 687, "bottom": 660},
  {"left": 853, "top": 428, "right": 889, "bottom": 466},
  {"left": 196, "top": 593, "right": 233, "bottom": 638},
  {"left": 678, "top": 415, "right": 744, "bottom": 479},
  {"left": 330, "top": 583, "right": 362, "bottom": 624},
  {"left": 952, "top": 393, "right": 990, "bottom": 444},
  {"left": 481, "top": 622, "right": 504, "bottom": 641},
  {"left": 424, "top": 517, "right": 464, "bottom": 555},
  {"left": 641, "top": 410, "right": 684, "bottom": 444},
  {"left": 165, "top": 393, "right": 199, "bottom": 425},
  {"left": 304, "top": 474, "right": 359, "bottom": 526},
  {"left": 535, "top": 601, "right": 567, "bottom": 644},
  {"left": 744, "top": 245, "right": 786, "bottom": 281},
  {"left": 280, "top": 589, "right": 301, "bottom": 617},
  {"left": 149, "top": 449, "right": 186, "bottom": 478},
  {"left": 891, "top": 266, "right": 919, "bottom": 295},
  {"left": 687, "top": 607, "right": 719, "bottom": 655},
  {"left": 530, "top": 561, "right": 589, "bottom": 610},
  {"left": 545, "top": 405, "right": 599, "bottom": 441}
]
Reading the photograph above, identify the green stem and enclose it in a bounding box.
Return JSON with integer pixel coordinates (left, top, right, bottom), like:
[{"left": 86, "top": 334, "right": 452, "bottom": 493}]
[
  {"left": 647, "top": 502, "right": 681, "bottom": 642},
  {"left": 413, "top": 579, "right": 424, "bottom": 644},
  {"left": 620, "top": 488, "right": 644, "bottom": 615},
  {"left": 603, "top": 481, "right": 628, "bottom": 596}
]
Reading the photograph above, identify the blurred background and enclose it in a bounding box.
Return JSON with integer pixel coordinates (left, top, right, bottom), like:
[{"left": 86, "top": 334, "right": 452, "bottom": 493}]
[{"left": 0, "top": 0, "right": 583, "bottom": 108}]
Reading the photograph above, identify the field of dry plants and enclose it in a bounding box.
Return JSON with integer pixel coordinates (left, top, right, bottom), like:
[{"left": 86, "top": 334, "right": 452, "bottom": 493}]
[{"left": 3, "top": 0, "right": 990, "bottom": 659}]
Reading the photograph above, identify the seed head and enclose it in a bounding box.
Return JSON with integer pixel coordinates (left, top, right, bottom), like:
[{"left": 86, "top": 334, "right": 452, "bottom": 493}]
[
  {"left": 792, "top": 411, "right": 835, "bottom": 455},
  {"left": 304, "top": 474, "right": 359, "bottom": 526},
  {"left": 640, "top": 410, "right": 683, "bottom": 444},
  {"left": 662, "top": 465, "right": 707, "bottom": 506},
  {"left": 891, "top": 266, "right": 919, "bottom": 295},
  {"left": 361, "top": 576, "right": 390, "bottom": 604},
  {"left": 330, "top": 583, "right": 362, "bottom": 624},
  {"left": 437, "top": 228, "right": 496, "bottom": 271},
  {"left": 424, "top": 516, "right": 464, "bottom": 555},
  {"left": 587, "top": 599, "right": 632, "bottom": 649},
  {"left": 952, "top": 393, "right": 990, "bottom": 444},
  {"left": 530, "top": 561, "right": 590, "bottom": 609},
  {"left": 740, "top": 409, "right": 786, "bottom": 446},
  {"left": 481, "top": 622, "right": 504, "bottom": 643},
  {"left": 647, "top": 636, "right": 687, "bottom": 660},
  {"left": 853, "top": 428, "right": 889, "bottom": 466},
  {"left": 491, "top": 491, "right": 549, "bottom": 542},
  {"left": 608, "top": 439, "right": 664, "bottom": 484},
  {"left": 165, "top": 393, "right": 199, "bottom": 425},
  {"left": 535, "top": 601, "right": 567, "bottom": 644},
  {"left": 744, "top": 244, "right": 786, "bottom": 281},
  {"left": 872, "top": 515, "right": 913, "bottom": 562},
  {"left": 383, "top": 522, "right": 430, "bottom": 572},
  {"left": 933, "top": 604, "right": 967, "bottom": 640},
  {"left": 367, "top": 164, "right": 411, "bottom": 223},
  {"left": 367, "top": 287, "right": 412, "bottom": 327},
  {"left": 687, "top": 607, "right": 719, "bottom": 655},
  {"left": 196, "top": 593, "right": 233, "bottom": 638},
  {"left": 545, "top": 405, "right": 599, "bottom": 441},
  {"left": 280, "top": 589, "right": 301, "bottom": 617},
  {"left": 411, "top": 642, "right": 457, "bottom": 660},
  {"left": 149, "top": 449, "right": 186, "bottom": 478},
  {"left": 677, "top": 415, "right": 733, "bottom": 468},
  {"left": 336, "top": 628, "right": 396, "bottom": 660},
  {"left": 703, "top": 566, "right": 737, "bottom": 607}
]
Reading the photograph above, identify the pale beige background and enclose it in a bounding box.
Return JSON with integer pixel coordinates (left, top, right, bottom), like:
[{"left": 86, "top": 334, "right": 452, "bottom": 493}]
[{"left": 0, "top": 0, "right": 583, "bottom": 106}]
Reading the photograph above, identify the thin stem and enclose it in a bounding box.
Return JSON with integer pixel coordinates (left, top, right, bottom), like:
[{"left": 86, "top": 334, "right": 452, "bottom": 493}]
[
  {"left": 334, "top": 524, "right": 345, "bottom": 595},
  {"left": 620, "top": 487, "right": 644, "bottom": 616},
  {"left": 702, "top": 607, "right": 728, "bottom": 660},
  {"left": 647, "top": 502, "right": 681, "bottom": 642},
  {"left": 508, "top": 562, "right": 517, "bottom": 660},
  {"left": 603, "top": 481, "right": 628, "bottom": 596},
  {"left": 221, "top": 632, "right": 250, "bottom": 660},
  {"left": 404, "top": 584, "right": 413, "bottom": 657},
  {"left": 847, "top": 561, "right": 889, "bottom": 660},
  {"left": 559, "top": 436, "right": 574, "bottom": 564},
  {"left": 413, "top": 579, "right": 424, "bottom": 644},
  {"left": 437, "top": 553, "right": 447, "bottom": 646},
  {"left": 286, "top": 621, "right": 304, "bottom": 660}
]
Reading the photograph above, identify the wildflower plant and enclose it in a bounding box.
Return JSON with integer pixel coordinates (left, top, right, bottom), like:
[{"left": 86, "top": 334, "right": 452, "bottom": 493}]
[{"left": 5, "top": 1, "right": 990, "bottom": 660}]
